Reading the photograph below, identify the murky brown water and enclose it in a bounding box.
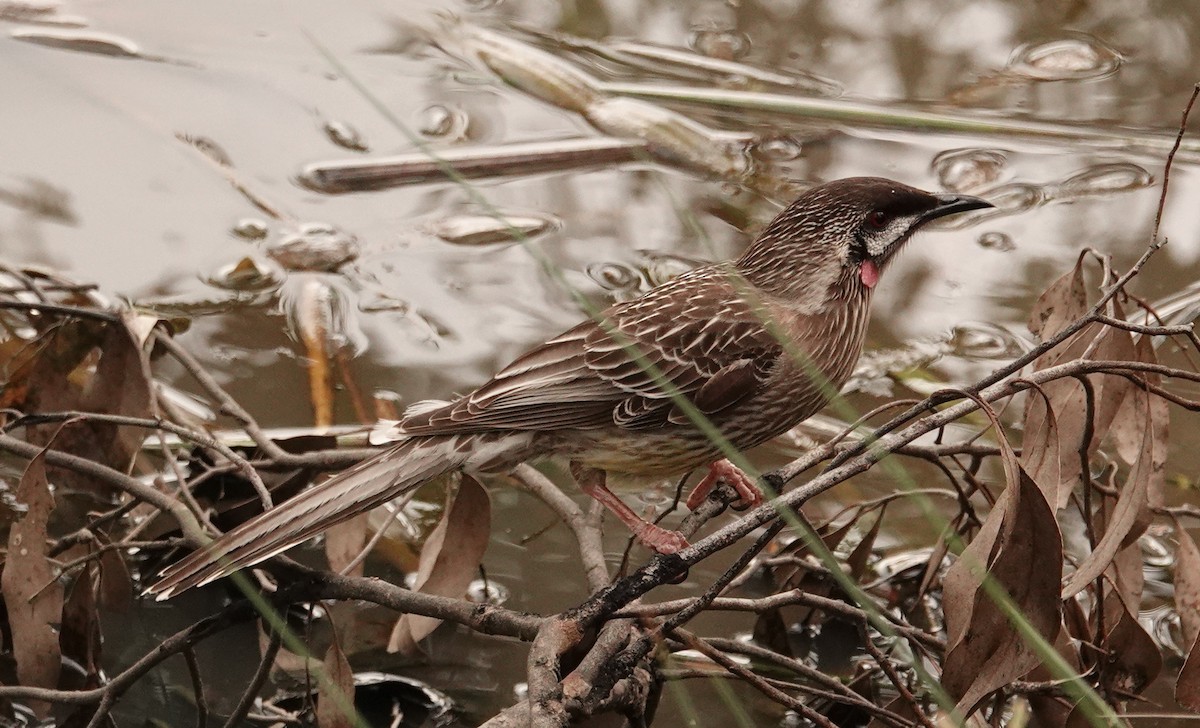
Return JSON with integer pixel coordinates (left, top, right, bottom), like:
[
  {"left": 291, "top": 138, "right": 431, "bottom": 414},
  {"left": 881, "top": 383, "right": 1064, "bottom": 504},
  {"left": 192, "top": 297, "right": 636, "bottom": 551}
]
[{"left": 4, "top": 0, "right": 1200, "bottom": 725}]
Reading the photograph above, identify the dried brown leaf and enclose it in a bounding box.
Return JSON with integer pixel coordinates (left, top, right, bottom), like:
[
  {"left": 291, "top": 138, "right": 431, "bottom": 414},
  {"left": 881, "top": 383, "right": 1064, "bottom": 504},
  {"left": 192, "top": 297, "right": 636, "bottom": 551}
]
[
  {"left": 21, "top": 315, "right": 156, "bottom": 493},
  {"left": 1098, "top": 593, "right": 1161, "bottom": 699},
  {"left": 942, "top": 411, "right": 1062, "bottom": 716},
  {"left": 59, "top": 565, "right": 102, "bottom": 683},
  {"left": 942, "top": 508, "right": 1004, "bottom": 650},
  {"left": 770, "top": 512, "right": 853, "bottom": 588},
  {"left": 1022, "top": 258, "right": 1137, "bottom": 510},
  {"left": 316, "top": 637, "right": 356, "bottom": 728},
  {"left": 751, "top": 607, "right": 793, "bottom": 658},
  {"left": 388, "top": 475, "right": 491, "bottom": 653},
  {"left": 1110, "top": 333, "right": 1162, "bottom": 465},
  {"left": 846, "top": 504, "right": 886, "bottom": 581},
  {"left": 1028, "top": 257, "right": 1087, "bottom": 340},
  {"left": 0, "top": 318, "right": 103, "bottom": 411},
  {"left": 865, "top": 696, "right": 923, "bottom": 728},
  {"left": 95, "top": 532, "right": 133, "bottom": 613},
  {"left": 1179, "top": 631, "right": 1200, "bottom": 712},
  {"left": 325, "top": 513, "right": 369, "bottom": 578},
  {"left": 1106, "top": 539, "right": 1145, "bottom": 629},
  {"left": 1025, "top": 631, "right": 1085, "bottom": 728},
  {"left": 1020, "top": 383, "right": 1066, "bottom": 508},
  {"left": 1062, "top": 389, "right": 1167, "bottom": 599},
  {"left": 1174, "top": 517, "right": 1200, "bottom": 650},
  {"left": 1, "top": 452, "right": 64, "bottom": 717}
]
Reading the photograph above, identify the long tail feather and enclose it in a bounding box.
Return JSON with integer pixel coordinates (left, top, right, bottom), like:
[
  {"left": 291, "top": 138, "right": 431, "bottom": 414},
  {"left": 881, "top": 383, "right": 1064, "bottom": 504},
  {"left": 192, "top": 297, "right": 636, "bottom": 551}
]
[{"left": 148, "top": 436, "right": 467, "bottom": 600}]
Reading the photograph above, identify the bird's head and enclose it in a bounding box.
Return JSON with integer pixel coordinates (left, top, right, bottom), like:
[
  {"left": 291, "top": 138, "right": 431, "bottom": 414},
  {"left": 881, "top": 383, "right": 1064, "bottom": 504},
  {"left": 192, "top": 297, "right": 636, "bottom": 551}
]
[{"left": 736, "top": 177, "right": 992, "bottom": 306}]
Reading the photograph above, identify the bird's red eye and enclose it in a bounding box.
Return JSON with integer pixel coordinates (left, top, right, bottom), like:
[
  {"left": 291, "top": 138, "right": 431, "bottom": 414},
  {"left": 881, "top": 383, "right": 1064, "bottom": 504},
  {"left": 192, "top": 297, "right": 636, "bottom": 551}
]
[{"left": 867, "top": 210, "right": 888, "bottom": 229}]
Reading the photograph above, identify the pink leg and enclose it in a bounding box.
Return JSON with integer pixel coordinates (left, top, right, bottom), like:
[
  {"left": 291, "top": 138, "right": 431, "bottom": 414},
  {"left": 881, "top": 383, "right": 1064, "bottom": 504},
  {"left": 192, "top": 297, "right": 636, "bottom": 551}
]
[
  {"left": 685, "top": 458, "right": 763, "bottom": 512},
  {"left": 571, "top": 463, "right": 689, "bottom": 554}
]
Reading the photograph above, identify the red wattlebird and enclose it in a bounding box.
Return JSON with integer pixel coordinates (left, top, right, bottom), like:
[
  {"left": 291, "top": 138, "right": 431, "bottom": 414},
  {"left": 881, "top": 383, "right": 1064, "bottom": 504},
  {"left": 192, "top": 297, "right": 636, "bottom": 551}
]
[{"left": 149, "top": 177, "right": 991, "bottom": 598}]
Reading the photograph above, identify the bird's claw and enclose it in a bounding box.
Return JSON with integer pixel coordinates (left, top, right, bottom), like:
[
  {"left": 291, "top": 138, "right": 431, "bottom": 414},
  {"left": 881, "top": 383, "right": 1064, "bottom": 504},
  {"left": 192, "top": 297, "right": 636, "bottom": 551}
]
[
  {"left": 634, "top": 523, "right": 690, "bottom": 554},
  {"left": 685, "top": 458, "right": 764, "bottom": 511}
]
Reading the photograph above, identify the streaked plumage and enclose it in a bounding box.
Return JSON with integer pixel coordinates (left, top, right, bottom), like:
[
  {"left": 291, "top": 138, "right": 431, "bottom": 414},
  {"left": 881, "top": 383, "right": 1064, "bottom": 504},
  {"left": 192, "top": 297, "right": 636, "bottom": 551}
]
[{"left": 149, "top": 177, "right": 990, "bottom": 598}]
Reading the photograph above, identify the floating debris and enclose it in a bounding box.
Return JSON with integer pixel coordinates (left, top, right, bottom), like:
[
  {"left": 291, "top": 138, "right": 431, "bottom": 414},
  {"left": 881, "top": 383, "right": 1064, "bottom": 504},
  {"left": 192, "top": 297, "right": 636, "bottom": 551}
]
[
  {"left": 544, "top": 32, "right": 842, "bottom": 96},
  {"left": 323, "top": 119, "right": 369, "bottom": 152},
  {"left": 582, "top": 96, "right": 748, "bottom": 178},
  {"left": 10, "top": 27, "right": 141, "bottom": 57},
  {"left": 426, "top": 212, "right": 559, "bottom": 246},
  {"left": 299, "top": 138, "right": 648, "bottom": 193},
  {"left": 178, "top": 134, "right": 233, "bottom": 167},
  {"left": 0, "top": 179, "right": 76, "bottom": 223},
  {"left": 0, "top": 1, "right": 85, "bottom": 26},
  {"left": 267, "top": 223, "right": 359, "bottom": 272},
  {"left": 424, "top": 15, "right": 600, "bottom": 112},
  {"left": 418, "top": 17, "right": 752, "bottom": 181},
  {"left": 231, "top": 218, "right": 269, "bottom": 241},
  {"left": 204, "top": 256, "right": 285, "bottom": 292}
]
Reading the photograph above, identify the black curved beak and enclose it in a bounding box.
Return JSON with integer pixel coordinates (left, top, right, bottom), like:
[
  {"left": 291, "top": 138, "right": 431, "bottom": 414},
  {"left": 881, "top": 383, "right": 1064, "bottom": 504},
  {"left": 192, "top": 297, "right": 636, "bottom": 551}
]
[{"left": 921, "top": 193, "right": 994, "bottom": 222}]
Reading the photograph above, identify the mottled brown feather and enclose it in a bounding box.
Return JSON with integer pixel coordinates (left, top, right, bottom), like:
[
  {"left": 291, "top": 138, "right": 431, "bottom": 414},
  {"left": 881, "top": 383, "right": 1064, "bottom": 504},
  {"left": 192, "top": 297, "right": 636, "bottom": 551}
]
[{"left": 400, "top": 269, "right": 784, "bottom": 436}]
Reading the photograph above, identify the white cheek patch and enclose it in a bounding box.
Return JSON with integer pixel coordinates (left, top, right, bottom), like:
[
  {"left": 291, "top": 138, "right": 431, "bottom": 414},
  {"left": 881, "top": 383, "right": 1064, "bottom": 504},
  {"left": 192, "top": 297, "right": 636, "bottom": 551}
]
[{"left": 865, "top": 217, "right": 915, "bottom": 257}]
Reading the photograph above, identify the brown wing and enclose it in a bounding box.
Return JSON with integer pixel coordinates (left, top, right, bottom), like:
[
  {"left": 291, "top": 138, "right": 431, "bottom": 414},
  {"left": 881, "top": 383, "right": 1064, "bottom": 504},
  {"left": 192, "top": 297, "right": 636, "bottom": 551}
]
[{"left": 400, "top": 268, "right": 783, "bottom": 434}]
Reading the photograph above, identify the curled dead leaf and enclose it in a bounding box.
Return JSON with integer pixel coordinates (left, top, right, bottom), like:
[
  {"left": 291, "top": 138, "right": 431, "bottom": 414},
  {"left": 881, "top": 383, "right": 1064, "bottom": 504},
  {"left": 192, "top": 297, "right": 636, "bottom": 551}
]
[
  {"left": 1097, "top": 593, "right": 1161, "bottom": 700},
  {"left": 1179, "top": 632, "right": 1200, "bottom": 712},
  {"left": 325, "top": 512, "right": 370, "bottom": 578},
  {"left": 0, "top": 452, "right": 65, "bottom": 718},
  {"left": 1062, "top": 388, "right": 1167, "bottom": 599},
  {"left": 1174, "top": 518, "right": 1200, "bottom": 651},
  {"left": 942, "top": 401, "right": 1062, "bottom": 717},
  {"left": 317, "top": 637, "right": 357, "bottom": 728},
  {"left": 388, "top": 475, "right": 491, "bottom": 653}
]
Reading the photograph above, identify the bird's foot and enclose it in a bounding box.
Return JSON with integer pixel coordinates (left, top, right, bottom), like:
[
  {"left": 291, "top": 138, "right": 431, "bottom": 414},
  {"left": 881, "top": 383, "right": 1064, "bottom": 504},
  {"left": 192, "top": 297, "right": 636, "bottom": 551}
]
[
  {"left": 633, "top": 522, "right": 690, "bottom": 554},
  {"left": 685, "top": 458, "right": 763, "bottom": 512},
  {"left": 571, "top": 461, "right": 691, "bottom": 554}
]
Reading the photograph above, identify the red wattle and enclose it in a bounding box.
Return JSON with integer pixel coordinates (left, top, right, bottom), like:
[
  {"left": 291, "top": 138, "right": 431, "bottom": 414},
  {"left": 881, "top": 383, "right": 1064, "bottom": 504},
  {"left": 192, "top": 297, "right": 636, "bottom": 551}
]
[{"left": 859, "top": 259, "right": 879, "bottom": 288}]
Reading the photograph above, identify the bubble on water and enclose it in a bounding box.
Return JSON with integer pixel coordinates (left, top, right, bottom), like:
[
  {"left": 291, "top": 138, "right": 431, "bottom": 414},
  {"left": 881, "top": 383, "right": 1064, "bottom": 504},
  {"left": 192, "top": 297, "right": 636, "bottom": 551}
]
[
  {"left": 204, "top": 256, "right": 284, "bottom": 292},
  {"left": 1145, "top": 605, "right": 1187, "bottom": 656},
  {"left": 428, "top": 214, "right": 559, "bottom": 246},
  {"left": 1008, "top": 36, "right": 1122, "bottom": 81},
  {"left": 635, "top": 250, "right": 704, "bottom": 287},
  {"left": 932, "top": 148, "right": 1008, "bottom": 192},
  {"left": 268, "top": 223, "right": 359, "bottom": 272},
  {"left": 750, "top": 135, "right": 804, "bottom": 162},
  {"left": 688, "top": 29, "right": 751, "bottom": 61},
  {"left": 1056, "top": 162, "right": 1153, "bottom": 199},
  {"left": 466, "top": 578, "right": 509, "bottom": 605},
  {"left": 418, "top": 104, "right": 469, "bottom": 138},
  {"left": 950, "top": 322, "right": 1027, "bottom": 360},
  {"left": 985, "top": 182, "right": 1046, "bottom": 212},
  {"left": 585, "top": 261, "right": 641, "bottom": 292},
  {"left": 976, "top": 231, "right": 1014, "bottom": 252}
]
